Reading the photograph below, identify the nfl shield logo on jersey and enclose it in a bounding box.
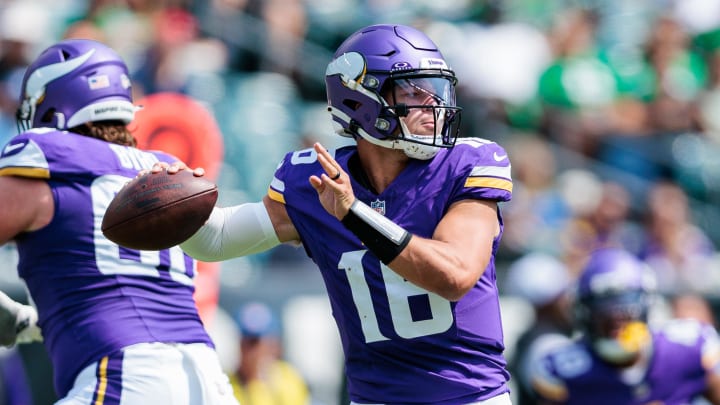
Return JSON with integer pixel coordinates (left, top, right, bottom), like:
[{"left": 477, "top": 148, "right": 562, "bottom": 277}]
[{"left": 370, "top": 199, "right": 386, "bottom": 215}]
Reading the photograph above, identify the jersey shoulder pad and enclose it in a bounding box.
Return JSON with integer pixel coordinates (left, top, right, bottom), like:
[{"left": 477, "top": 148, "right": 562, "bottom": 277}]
[
  {"left": 0, "top": 129, "right": 61, "bottom": 178},
  {"left": 267, "top": 147, "right": 327, "bottom": 205},
  {"left": 659, "top": 318, "right": 712, "bottom": 347},
  {"left": 454, "top": 137, "right": 510, "bottom": 163},
  {"left": 451, "top": 137, "right": 513, "bottom": 200},
  {"left": 658, "top": 318, "right": 720, "bottom": 368}
]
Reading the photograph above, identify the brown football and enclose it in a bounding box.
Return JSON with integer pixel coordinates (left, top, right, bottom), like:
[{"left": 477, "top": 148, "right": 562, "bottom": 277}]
[{"left": 102, "top": 169, "right": 218, "bottom": 250}]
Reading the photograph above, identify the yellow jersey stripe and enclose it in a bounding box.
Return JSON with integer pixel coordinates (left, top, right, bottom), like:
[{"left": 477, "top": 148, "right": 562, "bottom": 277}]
[
  {"left": 465, "top": 177, "right": 513, "bottom": 193},
  {"left": 267, "top": 188, "right": 286, "bottom": 204},
  {"left": 0, "top": 167, "right": 50, "bottom": 179}
]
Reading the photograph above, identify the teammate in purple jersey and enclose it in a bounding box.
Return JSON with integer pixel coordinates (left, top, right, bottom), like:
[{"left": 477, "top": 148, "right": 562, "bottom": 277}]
[
  {"left": 0, "top": 39, "right": 238, "bottom": 404},
  {"left": 530, "top": 248, "right": 720, "bottom": 405},
  {"left": 162, "top": 24, "right": 514, "bottom": 404}
]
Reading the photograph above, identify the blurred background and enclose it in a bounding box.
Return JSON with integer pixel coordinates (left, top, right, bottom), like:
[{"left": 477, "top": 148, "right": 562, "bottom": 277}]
[{"left": 2, "top": 0, "right": 720, "bottom": 404}]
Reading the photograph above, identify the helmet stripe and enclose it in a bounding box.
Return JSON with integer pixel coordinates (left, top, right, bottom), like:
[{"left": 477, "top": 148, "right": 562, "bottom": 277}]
[{"left": 25, "top": 49, "right": 95, "bottom": 99}]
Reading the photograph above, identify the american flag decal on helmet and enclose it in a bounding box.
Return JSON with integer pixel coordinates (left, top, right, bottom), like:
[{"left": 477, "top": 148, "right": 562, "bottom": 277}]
[
  {"left": 88, "top": 75, "right": 110, "bottom": 90},
  {"left": 370, "top": 199, "right": 386, "bottom": 215}
]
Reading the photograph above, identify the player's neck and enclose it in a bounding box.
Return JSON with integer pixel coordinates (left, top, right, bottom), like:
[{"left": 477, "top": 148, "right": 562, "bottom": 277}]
[{"left": 354, "top": 141, "right": 408, "bottom": 194}]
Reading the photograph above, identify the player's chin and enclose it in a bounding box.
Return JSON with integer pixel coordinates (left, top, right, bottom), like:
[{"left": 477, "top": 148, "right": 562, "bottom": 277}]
[{"left": 403, "top": 121, "right": 429, "bottom": 133}]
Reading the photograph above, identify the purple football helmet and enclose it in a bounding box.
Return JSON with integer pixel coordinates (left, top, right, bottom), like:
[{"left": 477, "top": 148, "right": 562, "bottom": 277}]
[
  {"left": 16, "top": 39, "right": 136, "bottom": 132},
  {"left": 575, "top": 248, "right": 656, "bottom": 364},
  {"left": 325, "top": 24, "right": 462, "bottom": 160}
]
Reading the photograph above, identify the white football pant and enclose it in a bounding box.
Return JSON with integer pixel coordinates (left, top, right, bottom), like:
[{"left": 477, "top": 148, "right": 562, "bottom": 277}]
[{"left": 55, "top": 342, "right": 238, "bottom": 405}]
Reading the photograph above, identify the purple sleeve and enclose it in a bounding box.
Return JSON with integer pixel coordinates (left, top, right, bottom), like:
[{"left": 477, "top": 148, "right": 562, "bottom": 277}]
[{"left": 2, "top": 349, "right": 33, "bottom": 405}]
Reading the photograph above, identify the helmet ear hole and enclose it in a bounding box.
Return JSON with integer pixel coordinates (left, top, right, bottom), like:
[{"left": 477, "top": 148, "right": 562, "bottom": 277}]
[
  {"left": 343, "top": 99, "right": 361, "bottom": 111},
  {"left": 41, "top": 108, "right": 55, "bottom": 123}
]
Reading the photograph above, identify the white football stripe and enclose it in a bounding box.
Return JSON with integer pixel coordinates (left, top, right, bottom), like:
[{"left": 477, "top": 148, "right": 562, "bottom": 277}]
[
  {"left": 270, "top": 176, "right": 285, "bottom": 192},
  {"left": 470, "top": 165, "right": 511, "bottom": 179},
  {"left": 26, "top": 49, "right": 95, "bottom": 98}
]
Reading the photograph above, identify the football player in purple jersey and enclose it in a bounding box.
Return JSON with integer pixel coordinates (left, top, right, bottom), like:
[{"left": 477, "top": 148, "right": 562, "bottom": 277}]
[
  {"left": 530, "top": 247, "right": 720, "bottom": 405},
  {"left": 164, "top": 24, "right": 514, "bottom": 404},
  {"left": 0, "top": 39, "right": 238, "bottom": 404}
]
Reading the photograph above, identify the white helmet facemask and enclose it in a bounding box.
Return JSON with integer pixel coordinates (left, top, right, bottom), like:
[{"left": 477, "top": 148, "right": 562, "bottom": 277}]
[{"left": 391, "top": 77, "right": 453, "bottom": 160}]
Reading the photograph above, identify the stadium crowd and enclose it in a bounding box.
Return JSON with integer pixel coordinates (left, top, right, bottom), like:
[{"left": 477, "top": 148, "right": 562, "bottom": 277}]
[{"left": 2, "top": 0, "right": 720, "bottom": 404}]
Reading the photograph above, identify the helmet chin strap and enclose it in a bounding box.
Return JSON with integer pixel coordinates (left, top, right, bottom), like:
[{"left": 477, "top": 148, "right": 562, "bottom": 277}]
[
  {"left": 355, "top": 125, "right": 439, "bottom": 160},
  {"left": 397, "top": 120, "right": 440, "bottom": 160},
  {"left": 354, "top": 125, "right": 404, "bottom": 149}
]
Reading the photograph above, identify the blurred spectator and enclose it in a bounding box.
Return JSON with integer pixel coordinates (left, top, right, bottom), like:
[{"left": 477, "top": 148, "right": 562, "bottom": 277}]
[
  {"left": 560, "top": 180, "right": 644, "bottom": 258},
  {"left": 0, "top": 1, "right": 55, "bottom": 145},
  {"left": 584, "top": 181, "right": 642, "bottom": 250},
  {"left": 133, "top": 7, "right": 229, "bottom": 95},
  {"left": 501, "top": 134, "right": 571, "bottom": 257},
  {"left": 440, "top": 19, "right": 552, "bottom": 138},
  {"left": 81, "top": 0, "right": 157, "bottom": 72},
  {"left": 260, "top": 0, "right": 307, "bottom": 78},
  {"left": 670, "top": 293, "right": 717, "bottom": 327},
  {"left": 62, "top": 18, "right": 107, "bottom": 42},
  {"left": 537, "top": 7, "right": 620, "bottom": 156},
  {"left": 230, "top": 302, "right": 310, "bottom": 405},
  {"left": 643, "top": 14, "right": 707, "bottom": 135},
  {"left": 639, "top": 180, "right": 719, "bottom": 294},
  {"left": 554, "top": 169, "right": 606, "bottom": 274},
  {"left": 192, "top": 0, "right": 264, "bottom": 73},
  {"left": 696, "top": 37, "right": 720, "bottom": 142},
  {"left": 672, "top": 0, "right": 720, "bottom": 35},
  {"left": 504, "top": 252, "right": 574, "bottom": 405}
]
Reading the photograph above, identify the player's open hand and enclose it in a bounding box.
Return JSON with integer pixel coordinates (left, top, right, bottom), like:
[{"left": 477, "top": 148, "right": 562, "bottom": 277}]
[
  {"left": 138, "top": 162, "right": 205, "bottom": 177},
  {"left": 309, "top": 142, "right": 354, "bottom": 220}
]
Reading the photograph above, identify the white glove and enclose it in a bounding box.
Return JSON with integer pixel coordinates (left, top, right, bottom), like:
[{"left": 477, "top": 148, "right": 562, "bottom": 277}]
[
  {"left": 0, "top": 291, "right": 42, "bottom": 346},
  {"left": 14, "top": 304, "right": 42, "bottom": 344}
]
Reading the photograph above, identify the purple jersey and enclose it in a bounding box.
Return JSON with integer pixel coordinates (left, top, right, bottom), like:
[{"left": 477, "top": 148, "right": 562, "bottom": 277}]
[
  {"left": 268, "top": 138, "right": 513, "bottom": 404},
  {"left": 0, "top": 129, "right": 213, "bottom": 397},
  {"left": 532, "top": 319, "right": 720, "bottom": 405}
]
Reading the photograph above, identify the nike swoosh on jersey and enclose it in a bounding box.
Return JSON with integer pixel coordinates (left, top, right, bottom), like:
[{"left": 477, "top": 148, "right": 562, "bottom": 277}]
[
  {"left": 493, "top": 152, "right": 508, "bottom": 161},
  {"left": 3, "top": 143, "right": 24, "bottom": 155}
]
